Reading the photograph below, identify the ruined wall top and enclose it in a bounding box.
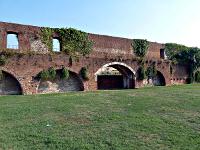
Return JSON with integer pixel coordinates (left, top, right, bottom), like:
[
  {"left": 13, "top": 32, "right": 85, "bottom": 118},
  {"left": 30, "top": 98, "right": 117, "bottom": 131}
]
[{"left": 0, "top": 21, "right": 165, "bottom": 59}]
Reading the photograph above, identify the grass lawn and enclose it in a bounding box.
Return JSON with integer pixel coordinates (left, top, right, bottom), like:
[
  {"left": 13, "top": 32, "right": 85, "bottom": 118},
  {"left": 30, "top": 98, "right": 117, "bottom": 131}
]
[{"left": 0, "top": 84, "right": 200, "bottom": 149}]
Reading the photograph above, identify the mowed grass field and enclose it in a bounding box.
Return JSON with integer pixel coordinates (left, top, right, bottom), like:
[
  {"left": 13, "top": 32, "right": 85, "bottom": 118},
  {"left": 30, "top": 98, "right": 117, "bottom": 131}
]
[{"left": 0, "top": 85, "right": 200, "bottom": 150}]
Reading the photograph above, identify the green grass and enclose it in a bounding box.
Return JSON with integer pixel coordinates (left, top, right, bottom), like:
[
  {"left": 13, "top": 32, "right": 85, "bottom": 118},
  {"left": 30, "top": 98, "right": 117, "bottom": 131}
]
[{"left": 0, "top": 84, "right": 200, "bottom": 150}]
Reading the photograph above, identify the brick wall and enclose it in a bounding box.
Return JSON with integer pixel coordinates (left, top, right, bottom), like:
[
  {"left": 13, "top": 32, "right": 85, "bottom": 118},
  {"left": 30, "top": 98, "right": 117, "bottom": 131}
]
[{"left": 0, "top": 21, "right": 189, "bottom": 94}]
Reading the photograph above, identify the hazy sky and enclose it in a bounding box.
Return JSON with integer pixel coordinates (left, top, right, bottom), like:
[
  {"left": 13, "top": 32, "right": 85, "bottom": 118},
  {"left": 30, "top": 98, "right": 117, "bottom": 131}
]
[{"left": 0, "top": 0, "right": 200, "bottom": 47}]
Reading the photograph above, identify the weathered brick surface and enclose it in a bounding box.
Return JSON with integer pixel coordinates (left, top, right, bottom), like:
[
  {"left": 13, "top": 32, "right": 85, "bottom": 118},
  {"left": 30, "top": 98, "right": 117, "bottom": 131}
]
[{"left": 0, "top": 22, "right": 189, "bottom": 94}]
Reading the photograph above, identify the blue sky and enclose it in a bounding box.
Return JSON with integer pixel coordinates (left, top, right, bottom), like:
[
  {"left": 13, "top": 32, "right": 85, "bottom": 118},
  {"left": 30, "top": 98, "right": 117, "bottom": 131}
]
[{"left": 1, "top": 0, "right": 200, "bottom": 47}]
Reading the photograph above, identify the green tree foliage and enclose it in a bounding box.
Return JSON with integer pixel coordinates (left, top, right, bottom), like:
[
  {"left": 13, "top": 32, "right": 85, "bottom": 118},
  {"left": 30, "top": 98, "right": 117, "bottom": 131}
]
[
  {"left": 165, "top": 43, "right": 200, "bottom": 83},
  {"left": 132, "top": 39, "right": 149, "bottom": 58}
]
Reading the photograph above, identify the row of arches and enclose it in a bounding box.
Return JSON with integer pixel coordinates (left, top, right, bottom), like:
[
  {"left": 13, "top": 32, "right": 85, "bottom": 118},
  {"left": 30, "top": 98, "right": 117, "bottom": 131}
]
[{"left": 0, "top": 62, "right": 166, "bottom": 95}]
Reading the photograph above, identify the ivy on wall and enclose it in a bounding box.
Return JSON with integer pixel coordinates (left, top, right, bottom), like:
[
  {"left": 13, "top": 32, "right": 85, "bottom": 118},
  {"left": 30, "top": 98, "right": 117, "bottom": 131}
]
[
  {"left": 41, "top": 27, "right": 53, "bottom": 51},
  {"left": 165, "top": 43, "right": 200, "bottom": 83},
  {"left": 132, "top": 39, "right": 149, "bottom": 58},
  {"left": 41, "top": 27, "right": 93, "bottom": 56}
]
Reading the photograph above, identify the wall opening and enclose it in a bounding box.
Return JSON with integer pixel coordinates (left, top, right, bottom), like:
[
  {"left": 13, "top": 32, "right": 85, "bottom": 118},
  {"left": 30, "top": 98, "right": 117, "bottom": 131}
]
[
  {"left": 53, "top": 38, "right": 61, "bottom": 52},
  {"left": 7, "top": 33, "right": 19, "bottom": 49},
  {"left": 152, "top": 71, "right": 166, "bottom": 86},
  {"left": 37, "top": 69, "right": 84, "bottom": 94},
  {"left": 160, "top": 49, "right": 166, "bottom": 59},
  {"left": 95, "top": 62, "right": 135, "bottom": 90},
  {"left": 0, "top": 71, "right": 22, "bottom": 95}
]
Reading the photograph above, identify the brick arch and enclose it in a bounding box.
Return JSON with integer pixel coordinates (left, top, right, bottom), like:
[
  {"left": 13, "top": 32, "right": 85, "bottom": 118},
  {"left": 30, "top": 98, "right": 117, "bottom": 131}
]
[
  {"left": 0, "top": 69, "right": 23, "bottom": 95},
  {"left": 154, "top": 71, "right": 166, "bottom": 86},
  {"left": 156, "top": 68, "right": 168, "bottom": 85},
  {"left": 36, "top": 67, "right": 84, "bottom": 94},
  {"left": 94, "top": 62, "right": 136, "bottom": 89},
  {"left": 95, "top": 62, "right": 136, "bottom": 80}
]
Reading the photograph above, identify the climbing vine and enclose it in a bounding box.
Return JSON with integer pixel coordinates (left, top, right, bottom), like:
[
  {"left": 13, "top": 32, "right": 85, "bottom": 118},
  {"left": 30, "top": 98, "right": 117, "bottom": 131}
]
[
  {"left": 165, "top": 43, "right": 200, "bottom": 83},
  {"left": 146, "top": 62, "right": 157, "bottom": 78},
  {"left": 41, "top": 27, "right": 93, "bottom": 56},
  {"left": 41, "top": 27, "right": 53, "bottom": 51},
  {"left": 132, "top": 39, "right": 149, "bottom": 58},
  {"left": 137, "top": 63, "right": 146, "bottom": 80}
]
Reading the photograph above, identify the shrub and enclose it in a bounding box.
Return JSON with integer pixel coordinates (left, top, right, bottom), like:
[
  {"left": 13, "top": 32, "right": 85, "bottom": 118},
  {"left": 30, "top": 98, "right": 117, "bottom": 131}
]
[
  {"left": 39, "top": 70, "right": 49, "bottom": 80},
  {"left": 0, "top": 55, "right": 6, "bottom": 66},
  {"left": 61, "top": 67, "right": 69, "bottom": 79},
  {"left": 195, "top": 71, "right": 200, "bottom": 82},
  {"left": 80, "top": 67, "right": 89, "bottom": 80},
  {"left": 48, "top": 67, "right": 56, "bottom": 80}
]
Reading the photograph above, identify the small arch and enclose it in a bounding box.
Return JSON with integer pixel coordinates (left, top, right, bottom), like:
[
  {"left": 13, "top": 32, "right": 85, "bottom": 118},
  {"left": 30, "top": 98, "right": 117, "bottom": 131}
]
[
  {"left": 0, "top": 71, "right": 22, "bottom": 95},
  {"left": 52, "top": 38, "right": 61, "bottom": 52},
  {"left": 95, "top": 62, "right": 136, "bottom": 90},
  {"left": 152, "top": 71, "right": 166, "bottom": 86},
  {"left": 37, "top": 69, "right": 84, "bottom": 94},
  {"left": 7, "top": 32, "right": 19, "bottom": 49}
]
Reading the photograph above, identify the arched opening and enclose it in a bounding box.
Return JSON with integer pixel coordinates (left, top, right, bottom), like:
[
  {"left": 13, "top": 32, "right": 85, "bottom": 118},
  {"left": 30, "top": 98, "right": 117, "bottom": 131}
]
[
  {"left": 37, "top": 69, "right": 84, "bottom": 94},
  {"left": 0, "top": 71, "right": 22, "bottom": 95},
  {"left": 152, "top": 71, "right": 166, "bottom": 86},
  {"left": 7, "top": 33, "right": 19, "bottom": 49},
  {"left": 95, "top": 62, "right": 135, "bottom": 90},
  {"left": 52, "top": 38, "right": 61, "bottom": 52}
]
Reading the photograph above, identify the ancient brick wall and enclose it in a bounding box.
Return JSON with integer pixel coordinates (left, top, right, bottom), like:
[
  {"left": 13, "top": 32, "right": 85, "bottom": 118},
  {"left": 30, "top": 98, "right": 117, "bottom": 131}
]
[{"left": 0, "top": 22, "right": 189, "bottom": 95}]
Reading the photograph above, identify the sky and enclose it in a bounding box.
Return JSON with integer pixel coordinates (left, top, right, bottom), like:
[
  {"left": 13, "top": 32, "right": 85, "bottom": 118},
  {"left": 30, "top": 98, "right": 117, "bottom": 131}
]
[{"left": 1, "top": 0, "right": 200, "bottom": 47}]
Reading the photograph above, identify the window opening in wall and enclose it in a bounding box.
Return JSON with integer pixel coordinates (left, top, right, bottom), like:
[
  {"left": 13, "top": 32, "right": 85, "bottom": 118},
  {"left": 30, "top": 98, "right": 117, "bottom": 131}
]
[
  {"left": 53, "top": 38, "right": 60, "bottom": 52},
  {"left": 160, "top": 49, "right": 167, "bottom": 59},
  {"left": 7, "top": 33, "right": 19, "bottom": 49}
]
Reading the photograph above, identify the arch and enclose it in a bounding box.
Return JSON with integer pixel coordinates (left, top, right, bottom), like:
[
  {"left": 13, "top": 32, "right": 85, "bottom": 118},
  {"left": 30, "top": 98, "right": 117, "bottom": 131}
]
[
  {"left": 152, "top": 71, "right": 166, "bottom": 86},
  {"left": 37, "top": 69, "right": 84, "bottom": 94},
  {"left": 95, "top": 62, "right": 136, "bottom": 90},
  {"left": 0, "top": 71, "right": 23, "bottom": 95}
]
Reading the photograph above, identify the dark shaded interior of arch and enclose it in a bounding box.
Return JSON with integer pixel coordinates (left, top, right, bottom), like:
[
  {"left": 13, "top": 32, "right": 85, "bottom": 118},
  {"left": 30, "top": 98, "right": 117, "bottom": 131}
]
[
  {"left": 0, "top": 71, "right": 22, "bottom": 95},
  {"left": 97, "top": 65, "right": 135, "bottom": 90},
  {"left": 38, "top": 70, "right": 84, "bottom": 93}
]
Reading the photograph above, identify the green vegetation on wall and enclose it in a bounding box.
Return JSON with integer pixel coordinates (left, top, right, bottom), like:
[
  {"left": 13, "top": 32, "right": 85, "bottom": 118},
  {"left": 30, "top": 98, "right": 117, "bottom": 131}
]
[
  {"left": 41, "top": 27, "right": 93, "bottom": 56},
  {"left": 0, "top": 55, "right": 6, "bottom": 66},
  {"left": 165, "top": 43, "right": 200, "bottom": 83},
  {"left": 146, "top": 62, "right": 157, "bottom": 78},
  {"left": 80, "top": 67, "right": 89, "bottom": 80},
  {"left": 41, "top": 27, "right": 53, "bottom": 51},
  {"left": 61, "top": 67, "right": 69, "bottom": 80},
  {"left": 137, "top": 64, "right": 146, "bottom": 80},
  {"left": 132, "top": 39, "right": 149, "bottom": 58}
]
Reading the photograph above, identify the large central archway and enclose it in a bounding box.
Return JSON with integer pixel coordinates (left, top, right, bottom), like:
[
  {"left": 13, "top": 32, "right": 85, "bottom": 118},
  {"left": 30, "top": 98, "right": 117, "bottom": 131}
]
[{"left": 95, "top": 62, "right": 136, "bottom": 90}]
